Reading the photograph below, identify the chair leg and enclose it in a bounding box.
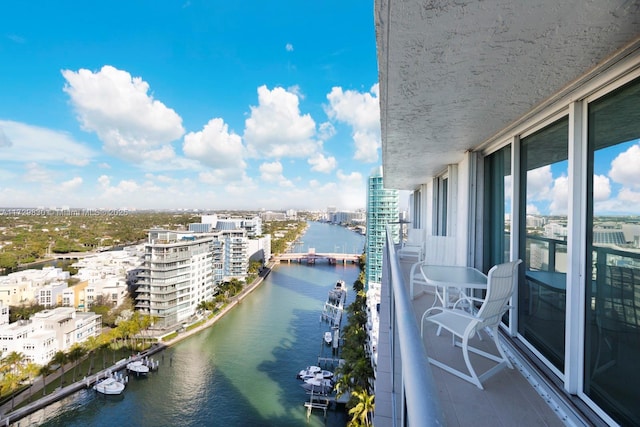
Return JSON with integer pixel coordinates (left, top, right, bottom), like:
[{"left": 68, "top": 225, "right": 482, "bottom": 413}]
[
  {"left": 490, "top": 327, "right": 513, "bottom": 370},
  {"left": 462, "top": 335, "right": 483, "bottom": 389}
]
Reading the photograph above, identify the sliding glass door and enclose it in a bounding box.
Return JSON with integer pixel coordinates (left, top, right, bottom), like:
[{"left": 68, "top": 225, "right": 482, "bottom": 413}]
[
  {"left": 518, "top": 117, "right": 569, "bottom": 372},
  {"left": 585, "top": 77, "right": 640, "bottom": 426}
]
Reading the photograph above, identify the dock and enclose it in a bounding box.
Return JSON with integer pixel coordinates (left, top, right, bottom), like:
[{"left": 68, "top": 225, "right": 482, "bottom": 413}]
[
  {"left": 304, "top": 394, "right": 330, "bottom": 419},
  {"left": 316, "top": 357, "right": 344, "bottom": 369},
  {"left": 0, "top": 345, "right": 165, "bottom": 426}
]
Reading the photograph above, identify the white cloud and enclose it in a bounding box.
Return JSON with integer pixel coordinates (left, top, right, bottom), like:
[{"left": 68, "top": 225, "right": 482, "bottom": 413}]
[
  {"left": 618, "top": 188, "right": 640, "bottom": 205},
  {"left": 198, "top": 169, "right": 245, "bottom": 185},
  {"left": 351, "top": 130, "right": 379, "bottom": 163},
  {"left": 259, "top": 161, "right": 293, "bottom": 187},
  {"left": 60, "top": 177, "right": 83, "bottom": 191},
  {"left": 504, "top": 175, "right": 513, "bottom": 200},
  {"left": 62, "top": 65, "right": 184, "bottom": 162},
  {"left": 593, "top": 174, "right": 611, "bottom": 201},
  {"left": 24, "top": 163, "right": 52, "bottom": 183},
  {"left": 325, "top": 84, "right": 380, "bottom": 163},
  {"left": 308, "top": 153, "right": 337, "bottom": 173},
  {"left": 549, "top": 176, "right": 568, "bottom": 214},
  {"left": 244, "top": 85, "right": 318, "bottom": 158},
  {"left": 317, "top": 122, "right": 335, "bottom": 141},
  {"left": 0, "top": 127, "right": 12, "bottom": 147},
  {"left": 609, "top": 143, "right": 640, "bottom": 188},
  {"left": 526, "top": 165, "right": 553, "bottom": 201},
  {"left": 526, "top": 203, "right": 540, "bottom": 215},
  {"left": 0, "top": 120, "right": 94, "bottom": 166},
  {"left": 183, "top": 118, "right": 246, "bottom": 175},
  {"left": 259, "top": 161, "right": 284, "bottom": 182},
  {"left": 286, "top": 43, "right": 294, "bottom": 52}
]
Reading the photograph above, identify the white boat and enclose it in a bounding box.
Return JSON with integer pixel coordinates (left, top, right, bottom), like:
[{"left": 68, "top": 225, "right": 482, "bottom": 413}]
[
  {"left": 297, "top": 365, "right": 321, "bottom": 380},
  {"left": 320, "top": 369, "right": 334, "bottom": 379},
  {"left": 127, "top": 360, "right": 150, "bottom": 375},
  {"left": 93, "top": 377, "right": 125, "bottom": 395},
  {"left": 301, "top": 375, "right": 335, "bottom": 395},
  {"left": 324, "top": 331, "right": 333, "bottom": 345}
]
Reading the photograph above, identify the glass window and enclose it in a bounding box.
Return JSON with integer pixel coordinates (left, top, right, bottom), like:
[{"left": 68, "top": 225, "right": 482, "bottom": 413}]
[
  {"left": 484, "top": 145, "right": 512, "bottom": 271},
  {"left": 434, "top": 174, "right": 448, "bottom": 236},
  {"left": 484, "top": 145, "right": 512, "bottom": 324},
  {"left": 518, "top": 117, "right": 569, "bottom": 372},
  {"left": 585, "top": 77, "right": 640, "bottom": 427}
]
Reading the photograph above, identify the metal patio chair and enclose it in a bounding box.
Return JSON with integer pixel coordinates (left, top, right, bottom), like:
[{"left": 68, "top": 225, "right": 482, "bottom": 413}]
[{"left": 420, "top": 259, "right": 522, "bottom": 389}]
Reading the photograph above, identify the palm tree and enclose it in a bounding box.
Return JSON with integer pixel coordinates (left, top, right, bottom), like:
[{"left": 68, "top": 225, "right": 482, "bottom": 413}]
[
  {"left": 347, "top": 388, "right": 375, "bottom": 427},
  {"left": 2, "top": 371, "right": 22, "bottom": 410},
  {"left": 24, "top": 362, "right": 39, "bottom": 402},
  {"left": 67, "top": 345, "right": 87, "bottom": 382},
  {"left": 38, "top": 364, "right": 53, "bottom": 396},
  {"left": 1, "top": 351, "right": 26, "bottom": 409},
  {"left": 51, "top": 350, "right": 68, "bottom": 389},
  {"left": 83, "top": 335, "right": 100, "bottom": 375}
]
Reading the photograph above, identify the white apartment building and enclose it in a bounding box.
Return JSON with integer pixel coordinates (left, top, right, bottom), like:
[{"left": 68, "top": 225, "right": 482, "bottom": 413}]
[
  {"left": 0, "top": 303, "right": 8, "bottom": 325},
  {"left": 0, "top": 307, "right": 101, "bottom": 365},
  {"left": 136, "top": 230, "right": 217, "bottom": 329},
  {"left": 38, "top": 281, "right": 68, "bottom": 307},
  {"left": 0, "top": 266, "right": 70, "bottom": 306}
]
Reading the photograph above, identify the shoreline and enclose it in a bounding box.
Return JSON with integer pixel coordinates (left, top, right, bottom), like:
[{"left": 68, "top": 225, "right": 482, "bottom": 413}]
[
  {"left": 0, "top": 224, "right": 313, "bottom": 424},
  {"left": 0, "top": 263, "right": 277, "bottom": 425}
]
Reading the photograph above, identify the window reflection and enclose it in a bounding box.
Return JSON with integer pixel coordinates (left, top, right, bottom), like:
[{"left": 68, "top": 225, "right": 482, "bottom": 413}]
[
  {"left": 585, "top": 78, "right": 640, "bottom": 427},
  {"left": 519, "top": 117, "right": 569, "bottom": 372}
]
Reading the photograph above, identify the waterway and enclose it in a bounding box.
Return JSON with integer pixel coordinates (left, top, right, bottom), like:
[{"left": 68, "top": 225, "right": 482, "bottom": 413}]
[{"left": 19, "top": 221, "right": 365, "bottom": 427}]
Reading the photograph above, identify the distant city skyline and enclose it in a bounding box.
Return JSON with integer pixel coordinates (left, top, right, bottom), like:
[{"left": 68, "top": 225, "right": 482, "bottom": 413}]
[{"left": 0, "top": 2, "right": 390, "bottom": 212}]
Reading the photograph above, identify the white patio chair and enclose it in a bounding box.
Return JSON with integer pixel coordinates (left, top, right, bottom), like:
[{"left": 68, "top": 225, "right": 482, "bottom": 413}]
[
  {"left": 409, "top": 236, "right": 458, "bottom": 300},
  {"left": 397, "top": 228, "right": 424, "bottom": 262},
  {"left": 420, "top": 259, "right": 522, "bottom": 389}
]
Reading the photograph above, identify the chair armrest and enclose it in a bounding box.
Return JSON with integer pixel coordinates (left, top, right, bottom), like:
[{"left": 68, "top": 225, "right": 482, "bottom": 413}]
[{"left": 452, "top": 295, "right": 484, "bottom": 310}]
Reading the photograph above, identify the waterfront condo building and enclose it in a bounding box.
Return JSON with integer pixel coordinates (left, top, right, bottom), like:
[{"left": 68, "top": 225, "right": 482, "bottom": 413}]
[
  {"left": 366, "top": 166, "right": 399, "bottom": 289},
  {"left": 0, "top": 307, "right": 101, "bottom": 365},
  {"left": 136, "top": 230, "right": 219, "bottom": 329},
  {"left": 373, "top": 1, "right": 640, "bottom": 426}
]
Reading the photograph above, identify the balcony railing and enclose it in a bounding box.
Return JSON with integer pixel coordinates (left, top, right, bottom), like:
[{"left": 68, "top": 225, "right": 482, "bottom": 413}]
[{"left": 378, "top": 225, "right": 444, "bottom": 426}]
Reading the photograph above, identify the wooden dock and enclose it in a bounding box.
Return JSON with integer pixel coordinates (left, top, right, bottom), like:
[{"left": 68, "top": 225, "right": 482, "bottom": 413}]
[{"left": 304, "top": 396, "right": 330, "bottom": 419}]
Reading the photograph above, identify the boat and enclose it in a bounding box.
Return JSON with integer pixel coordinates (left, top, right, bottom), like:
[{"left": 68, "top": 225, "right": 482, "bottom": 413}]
[
  {"left": 297, "top": 365, "right": 321, "bottom": 380},
  {"left": 127, "top": 360, "right": 150, "bottom": 375},
  {"left": 324, "top": 331, "right": 333, "bottom": 345},
  {"left": 301, "top": 375, "right": 335, "bottom": 395},
  {"left": 93, "top": 377, "right": 125, "bottom": 395}
]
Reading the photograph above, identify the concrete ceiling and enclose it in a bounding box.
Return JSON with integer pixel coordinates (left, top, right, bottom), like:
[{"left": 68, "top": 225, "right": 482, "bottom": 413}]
[{"left": 375, "top": 0, "right": 640, "bottom": 190}]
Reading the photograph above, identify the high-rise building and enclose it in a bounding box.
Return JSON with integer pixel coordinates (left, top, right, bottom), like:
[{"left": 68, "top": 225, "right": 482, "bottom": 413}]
[
  {"left": 365, "top": 166, "right": 399, "bottom": 289},
  {"left": 136, "top": 230, "right": 218, "bottom": 329}
]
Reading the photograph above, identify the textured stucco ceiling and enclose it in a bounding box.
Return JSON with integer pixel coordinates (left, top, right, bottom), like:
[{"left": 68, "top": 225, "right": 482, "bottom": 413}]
[{"left": 375, "top": 0, "right": 640, "bottom": 190}]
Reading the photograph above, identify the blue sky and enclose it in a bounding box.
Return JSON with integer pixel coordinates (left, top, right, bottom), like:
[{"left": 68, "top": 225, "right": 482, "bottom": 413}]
[{"left": 0, "top": 1, "right": 382, "bottom": 211}]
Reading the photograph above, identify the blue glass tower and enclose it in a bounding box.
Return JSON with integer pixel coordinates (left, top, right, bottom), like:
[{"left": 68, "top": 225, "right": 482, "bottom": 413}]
[{"left": 365, "top": 166, "right": 399, "bottom": 289}]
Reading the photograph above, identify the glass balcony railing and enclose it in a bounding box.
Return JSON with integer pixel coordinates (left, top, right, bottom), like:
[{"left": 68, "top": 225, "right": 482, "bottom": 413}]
[{"left": 376, "top": 225, "right": 444, "bottom": 426}]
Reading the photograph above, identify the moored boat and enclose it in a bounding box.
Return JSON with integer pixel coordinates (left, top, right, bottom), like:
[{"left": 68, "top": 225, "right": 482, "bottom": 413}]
[
  {"left": 301, "top": 374, "right": 335, "bottom": 395},
  {"left": 127, "top": 360, "right": 150, "bottom": 376},
  {"left": 297, "top": 365, "right": 321, "bottom": 380},
  {"left": 324, "top": 331, "right": 333, "bottom": 345},
  {"left": 93, "top": 377, "right": 125, "bottom": 395}
]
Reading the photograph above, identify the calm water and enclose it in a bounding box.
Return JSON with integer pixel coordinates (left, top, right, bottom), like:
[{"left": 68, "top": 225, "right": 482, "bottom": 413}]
[{"left": 21, "top": 222, "right": 364, "bottom": 427}]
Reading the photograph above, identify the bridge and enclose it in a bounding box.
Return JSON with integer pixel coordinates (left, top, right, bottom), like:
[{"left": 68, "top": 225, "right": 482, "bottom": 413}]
[{"left": 273, "top": 249, "right": 360, "bottom": 265}]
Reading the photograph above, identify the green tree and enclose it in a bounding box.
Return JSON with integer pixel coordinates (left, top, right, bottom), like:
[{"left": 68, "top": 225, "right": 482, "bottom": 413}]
[
  {"left": 38, "top": 364, "right": 53, "bottom": 396},
  {"left": 67, "top": 344, "right": 87, "bottom": 382},
  {"left": 1, "top": 351, "right": 26, "bottom": 409},
  {"left": 51, "top": 350, "right": 68, "bottom": 389},
  {"left": 347, "top": 388, "right": 375, "bottom": 427},
  {"left": 24, "top": 362, "right": 40, "bottom": 402}
]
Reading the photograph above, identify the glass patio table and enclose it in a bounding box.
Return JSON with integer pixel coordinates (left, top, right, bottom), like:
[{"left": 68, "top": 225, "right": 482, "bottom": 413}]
[{"left": 419, "top": 265, "right": 488, "bottom": 307}]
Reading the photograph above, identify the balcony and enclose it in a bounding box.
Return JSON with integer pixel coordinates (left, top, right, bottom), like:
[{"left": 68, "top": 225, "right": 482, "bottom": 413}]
[{"left": 374, "top": 228, "right": 584, "bottom": 426}]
